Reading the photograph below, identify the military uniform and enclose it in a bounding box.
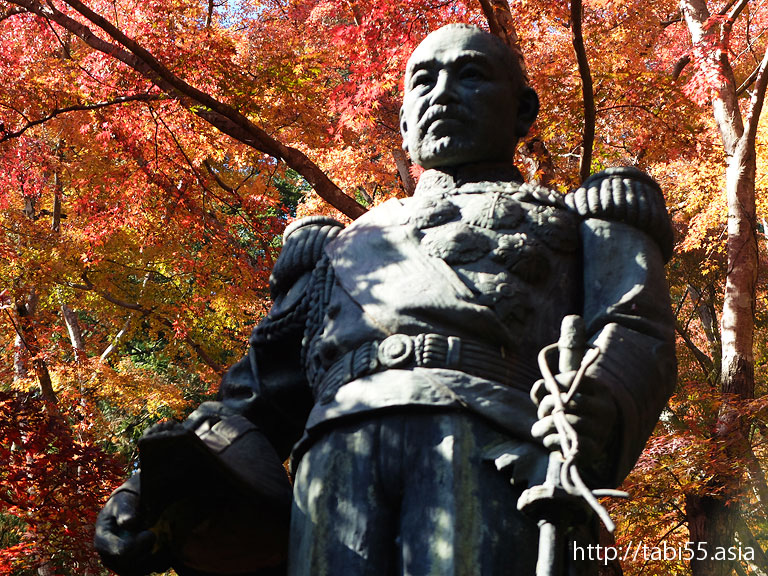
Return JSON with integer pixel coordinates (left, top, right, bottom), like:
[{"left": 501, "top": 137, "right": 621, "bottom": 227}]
[{"left": 215, "top": 165, "right": 676, "bottom": 576}]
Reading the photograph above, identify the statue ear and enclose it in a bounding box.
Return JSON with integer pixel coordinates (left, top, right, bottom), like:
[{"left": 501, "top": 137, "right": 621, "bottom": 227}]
[
  {"left": 515, "top": 86, "right": 540, "bottom": 138},
  {"left": 399, "top": 106, "right": 409, "bottom": 152}
]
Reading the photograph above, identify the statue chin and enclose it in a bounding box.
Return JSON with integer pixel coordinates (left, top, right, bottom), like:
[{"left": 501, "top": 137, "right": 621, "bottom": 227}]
[
  {"left": 413, "top": 134, "right": 516, "bottom": 170},
  {"left": 414, "top": 136, "right": 478, "bottom": 169}
]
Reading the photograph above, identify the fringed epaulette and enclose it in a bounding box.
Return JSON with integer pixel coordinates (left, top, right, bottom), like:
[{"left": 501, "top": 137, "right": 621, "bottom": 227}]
[
  {"left": 269, "top": 216, "right": 344, "bottom": 298},
  {"left": 564, "top": 167, "right": 674, "bottom": 262},
  {"left": 250, "top": 217, "right": 343, "bottom": 345}
]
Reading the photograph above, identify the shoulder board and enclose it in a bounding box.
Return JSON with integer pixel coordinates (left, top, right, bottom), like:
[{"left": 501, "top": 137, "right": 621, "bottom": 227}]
[
  {"left": 564, "top": 167, "right": 674, "bottom": 262},
  {"left": 270, "top": 216, "right": 344, "bottom": 297}
]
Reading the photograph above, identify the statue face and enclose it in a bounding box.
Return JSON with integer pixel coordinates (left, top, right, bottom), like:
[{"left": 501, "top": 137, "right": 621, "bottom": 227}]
[{"left": 400, "top": 26, "right": 537, "bottom": 169}]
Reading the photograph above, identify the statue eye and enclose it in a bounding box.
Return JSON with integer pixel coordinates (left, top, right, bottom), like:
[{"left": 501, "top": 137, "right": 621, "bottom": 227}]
[
  {"left": 410, "top": 70, "right": 435, "bottom": 89},
  {"left": 460, "top": 65, "right": 487, "bottom": 83}
]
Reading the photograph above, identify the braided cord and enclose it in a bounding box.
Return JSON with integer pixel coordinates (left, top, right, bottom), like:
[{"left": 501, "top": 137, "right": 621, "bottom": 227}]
[{"left": 533, "top": 344, "right": 628, "bottom": 532}]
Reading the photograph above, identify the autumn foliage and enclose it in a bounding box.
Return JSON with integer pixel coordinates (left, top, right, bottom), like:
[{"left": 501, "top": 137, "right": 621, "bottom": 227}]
[{"left": 2, "top": 0, "right": 768, "bottom": 574}]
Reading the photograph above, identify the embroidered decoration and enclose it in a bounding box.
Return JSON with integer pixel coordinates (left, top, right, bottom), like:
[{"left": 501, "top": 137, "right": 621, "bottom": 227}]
[
  {"left": 420, "top": 222, "right": 492, "bottom": 264},
  {"left": 491, "top": 233, "right": 550, "bottom": 284},
  {"left": 463, "top": 192, "right": 524, "bottom": 230},
  {"left": 525, "top": 205, "right": 578, "bottom": 252}
]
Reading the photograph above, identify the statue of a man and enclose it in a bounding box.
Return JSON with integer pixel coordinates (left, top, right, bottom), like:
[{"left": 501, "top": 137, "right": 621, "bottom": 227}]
[{"left": 95, "top": 23, "right": 676, "bottom": 576}]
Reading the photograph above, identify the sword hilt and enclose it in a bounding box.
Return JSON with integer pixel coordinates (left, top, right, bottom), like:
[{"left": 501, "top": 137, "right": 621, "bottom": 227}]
[
  {"left": 518, "top": 315, "right": 590, "bottom": 576},
  {"left": 557, "top": 315, "right": 585, "bottom": 374}
]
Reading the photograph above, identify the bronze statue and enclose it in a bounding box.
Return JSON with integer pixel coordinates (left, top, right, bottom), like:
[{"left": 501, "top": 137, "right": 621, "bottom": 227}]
[{"left": 94, "top": 23, "right": 676, "bottom": 576}]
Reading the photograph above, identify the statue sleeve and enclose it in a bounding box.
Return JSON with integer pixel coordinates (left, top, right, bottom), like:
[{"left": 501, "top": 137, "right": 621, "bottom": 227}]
[
  {"left": 215, "top": 216, "right": 344, "bottom": 461},
  {"left": 572, "top": 170, "right": 677, "bottom": 486}
]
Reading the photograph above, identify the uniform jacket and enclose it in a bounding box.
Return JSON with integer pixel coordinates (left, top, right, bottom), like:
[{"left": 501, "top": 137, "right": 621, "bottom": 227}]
[{"left": 216, "top": 164, "right": 677, "bottom": 488}]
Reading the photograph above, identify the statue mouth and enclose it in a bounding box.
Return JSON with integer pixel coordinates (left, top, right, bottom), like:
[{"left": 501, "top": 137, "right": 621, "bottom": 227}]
[
  {"left": 426, "top": 119, "right": 464, "bottom": 140},
  {"left": 418, "top": 105, "right": 468, "bottom": 134}
]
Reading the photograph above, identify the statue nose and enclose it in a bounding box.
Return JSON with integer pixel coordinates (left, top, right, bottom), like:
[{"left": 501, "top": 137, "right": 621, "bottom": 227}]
[{"left": 429, "top": 70, "right": 458, "bottom": 105}]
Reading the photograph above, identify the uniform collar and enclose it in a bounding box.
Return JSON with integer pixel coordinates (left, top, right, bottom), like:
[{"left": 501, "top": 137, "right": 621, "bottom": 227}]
[{"left": 413, "top": 163, "right": 524, "bottom": 198}]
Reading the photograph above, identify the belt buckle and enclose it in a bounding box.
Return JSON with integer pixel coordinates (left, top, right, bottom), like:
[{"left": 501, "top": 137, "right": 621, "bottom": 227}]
[{"left": 377, "top": 334, "right": 414, "bottom": 368}]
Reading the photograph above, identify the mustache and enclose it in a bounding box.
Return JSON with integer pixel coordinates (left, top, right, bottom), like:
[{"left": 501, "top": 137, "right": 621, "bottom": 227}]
[{"left": 417, "top": 105, "right": 470, "bottom": 132}]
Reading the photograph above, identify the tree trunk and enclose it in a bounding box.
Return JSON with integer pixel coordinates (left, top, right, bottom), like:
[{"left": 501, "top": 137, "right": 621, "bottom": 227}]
[
  {"left": 393, "top": 148, "right": 416, "bottom": 196},
  {"left": 735, "top": 515, "right": 768, "bottom": 576},
  {"left": 477, "top": 0, "right": 530, "bottom": 84},
  {"left": 598, "top": 525, "right": 624, "bottom": 576},
  {"left": 720, "top": 139, "right": 757, "bottom": 404},
  {"left": 570, "top": 0, "right": 596, "bottom": 183},
  {"left": 61, "top": 304, "right": 85, "bottom": 363},
  {"left": 687, "top": 283, "right": 719, "bottom": 360},
  {"left": 687, "top": 121, "right": 760, "bottom": 576},
  {"left": 14, "top": 333, "right": 28, "bottom": 379},
  {"left": 51, "top": 142, "right": 63, "bottom": 232},
  {"left": 519, "top": 137, "right": 555, "bottom": 187},
  {"left": 14, "top": 291, "right": 57, "bottom": 405},
  {"left": 679, "top": 3, "right": 768, "bottom": 574},
  {"left": 686, "top": 493, "right": 736, "bottom": 576}
]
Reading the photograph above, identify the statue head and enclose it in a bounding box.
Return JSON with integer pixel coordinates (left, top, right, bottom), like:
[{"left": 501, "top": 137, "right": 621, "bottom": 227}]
[{"left": 400, "top": 24, "right": 539, "bottom": 169}]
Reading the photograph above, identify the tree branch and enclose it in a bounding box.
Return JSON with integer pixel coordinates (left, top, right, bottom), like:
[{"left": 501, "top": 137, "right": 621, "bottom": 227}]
[
  {"left": 60, "top": 303, "right": 85, "bottom": 363},
  {"left": 98, "top": 272, "right": 150, "bottom": 363},
  {"left": 0, "top": 94, "right": 164, "bottom": 143},
  {"left": 687, "top": 283, "right": 720, "bottom": 352},
  {"left": 130, "top": 145, "right": 267, "bottom": 277},
  {"left": 661, "top": 13, "right": 683, "bottom": 27},
  {"left": 6, "top": 0, "right": 366, "bottom": 219},
  {"left": 147, "top": 112, "right": 278, "bottom": 271},
  {"left": 735, "top": 514, "right": 768, "bottom": 575},
  {"left": 717, "top": 0, "right": 741, "bottom": 17},
  {"left": 0, "top": 5, "right": 26, "bottom": 22},
  {"left": 737, "top": 62, "right": 761, "bottom": 96},
  {"left": 392, "top": 148, "right": 416, "bottom": 196},
  {"left": 80, "top": 272, "right": 145, "bottom": 311},
  {"left": 734, "top": 560, "right": 749, "bottom": 576},
  {"left": 671, "top": 54, "right": 691, "bottom": 80},
  {"left": 743, "top": 42, "right": 768, "bottom": 146},
  {"left": 675, "top": 321, "right": 715, "bottom": 380},
  {"left": 202, "top": 159, "right": 235, "bottom": 193},
  {"left": 13, "top": 292, "right": 57, "bottom": 404},
  {"left": 571, "top": 0, "right": 595, "bottom": 183},
  {"left": 77, "top": 272, "right": 224, "bottom": 373},
  {"left": 744, "top": 443, "right": 768, "bottom": 510},
  {"left": 725, "top": 0, "right": 750, "bottom": 26}
]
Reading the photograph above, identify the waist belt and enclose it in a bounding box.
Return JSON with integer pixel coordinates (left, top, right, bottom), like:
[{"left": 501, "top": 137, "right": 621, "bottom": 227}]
[{"left": 315, "top": 333, "right": 515, "bottom": 404}]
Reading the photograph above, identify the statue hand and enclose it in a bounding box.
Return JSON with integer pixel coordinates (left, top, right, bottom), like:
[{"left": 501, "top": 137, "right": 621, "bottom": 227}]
[
  {"left": 530, "top": 372, "right": 617, "bottom": 479},
  {"left": 183, "top": 400, "right": 240, "bottom": 433},
  {"left": 94, "top": 479, "right": 169, "bottom": 576}
]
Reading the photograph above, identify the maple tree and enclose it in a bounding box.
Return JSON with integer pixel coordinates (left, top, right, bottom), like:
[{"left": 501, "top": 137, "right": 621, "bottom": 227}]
[
  {"left": 649, "top": 2, "right": 768, "bottom": 575},
  {"left": 2, "top": 0, "right": 768, "bottom": 574}
]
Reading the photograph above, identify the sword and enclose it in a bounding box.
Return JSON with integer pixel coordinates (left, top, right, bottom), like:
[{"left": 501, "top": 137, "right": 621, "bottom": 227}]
[{"left": 517, "top": 315, "right": 625, "bottom": 576}]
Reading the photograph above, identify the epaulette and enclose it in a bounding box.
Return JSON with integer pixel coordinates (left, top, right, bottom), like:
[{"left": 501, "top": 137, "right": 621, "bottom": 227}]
[
  {"left": 269, "top": 216, "right": 344, "bottom": 298},
  {"left": 564, "top": 167, "right": 674, "bottom": 262}
]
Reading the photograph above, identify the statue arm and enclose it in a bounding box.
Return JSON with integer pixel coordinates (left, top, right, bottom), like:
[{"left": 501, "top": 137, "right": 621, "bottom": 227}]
[
  {"left": 94, "top": 217, "right": 343, "bottom": 574},
  {"left": 199, "top": 288, "right": 315, "bottom": 461},
  {"left": 187, "top": 215, "right": 345, "bottom": 460},
  {"left": 569, "top": 168, "right": 677, "bottom": 486}
]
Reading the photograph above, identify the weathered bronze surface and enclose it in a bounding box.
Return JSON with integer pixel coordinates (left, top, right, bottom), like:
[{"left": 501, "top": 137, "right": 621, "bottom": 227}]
[{"left": 95, "top": 24, "right": 676, "bottom": 576}]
